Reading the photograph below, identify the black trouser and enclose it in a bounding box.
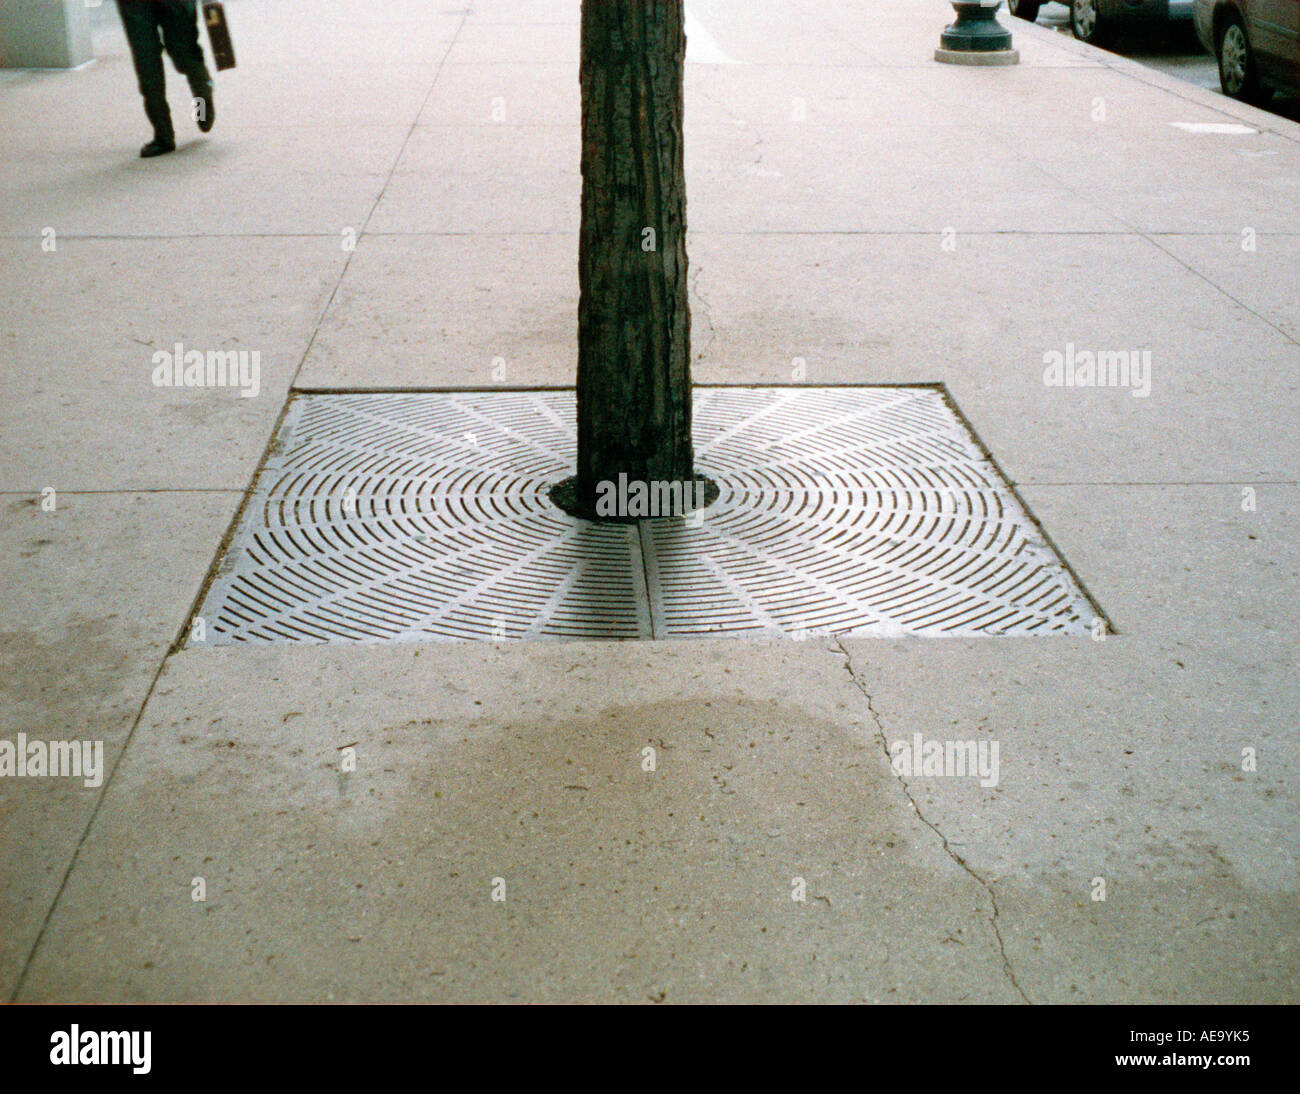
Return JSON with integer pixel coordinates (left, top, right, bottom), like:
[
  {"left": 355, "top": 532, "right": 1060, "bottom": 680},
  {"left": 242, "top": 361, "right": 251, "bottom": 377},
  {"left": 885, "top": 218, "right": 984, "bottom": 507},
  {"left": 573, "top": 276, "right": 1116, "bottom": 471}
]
[{"left": 117, "top": 0, "right": 212, "bottom": 141}]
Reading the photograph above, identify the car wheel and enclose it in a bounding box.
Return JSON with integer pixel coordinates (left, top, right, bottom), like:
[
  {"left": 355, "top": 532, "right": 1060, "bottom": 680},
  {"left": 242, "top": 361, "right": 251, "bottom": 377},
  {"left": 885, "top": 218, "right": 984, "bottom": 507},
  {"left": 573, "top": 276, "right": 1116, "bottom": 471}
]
[
  {"left": 1217, "top": 14, "right": 1272, "bottom": 105},
  {"left": 1070, "top": 0, "right": 1113, "bottom": 47},
  {"left": 1008, "top": 0, "right": 1041, "bottom": 20}
]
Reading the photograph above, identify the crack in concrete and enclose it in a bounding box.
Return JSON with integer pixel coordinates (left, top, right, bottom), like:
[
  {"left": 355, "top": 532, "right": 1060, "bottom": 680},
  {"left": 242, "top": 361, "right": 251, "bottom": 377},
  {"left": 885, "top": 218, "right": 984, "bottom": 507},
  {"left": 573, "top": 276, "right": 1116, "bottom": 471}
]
[
  {"left": 832, "top": 638, "right": 1031, "bottom": 1005},
  {"left": 689, "top": 257, "right": 718, "bottom": 367}
]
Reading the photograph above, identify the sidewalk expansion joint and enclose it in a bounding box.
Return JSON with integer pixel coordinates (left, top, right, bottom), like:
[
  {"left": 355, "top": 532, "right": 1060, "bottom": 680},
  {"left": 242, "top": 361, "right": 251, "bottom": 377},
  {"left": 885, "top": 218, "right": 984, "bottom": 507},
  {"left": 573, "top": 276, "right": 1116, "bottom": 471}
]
[
  {"left": 832, "top": 637, "right": 1032, "bottom": 1005},
  {"left": 8, "top": 649, "right": 172, "bottom": 1003}
]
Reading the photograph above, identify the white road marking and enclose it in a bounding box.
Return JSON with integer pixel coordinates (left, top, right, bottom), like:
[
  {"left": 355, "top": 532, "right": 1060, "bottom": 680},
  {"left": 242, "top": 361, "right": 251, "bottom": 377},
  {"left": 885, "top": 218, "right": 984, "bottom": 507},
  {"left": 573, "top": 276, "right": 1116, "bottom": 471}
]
[
  {"left": 685, "top": 8, "right": 738, "bottom": 65},
  {"left": 1170, "top": 122, "right": 1258, "bottom": 134}
]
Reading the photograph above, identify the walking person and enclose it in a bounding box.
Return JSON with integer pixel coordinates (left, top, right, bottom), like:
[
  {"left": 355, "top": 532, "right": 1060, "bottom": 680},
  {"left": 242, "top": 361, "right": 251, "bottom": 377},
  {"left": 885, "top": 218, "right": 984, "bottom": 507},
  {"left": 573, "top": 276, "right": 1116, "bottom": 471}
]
[{"left": 116, "top": 0, "right": 215, "bottom": 158}]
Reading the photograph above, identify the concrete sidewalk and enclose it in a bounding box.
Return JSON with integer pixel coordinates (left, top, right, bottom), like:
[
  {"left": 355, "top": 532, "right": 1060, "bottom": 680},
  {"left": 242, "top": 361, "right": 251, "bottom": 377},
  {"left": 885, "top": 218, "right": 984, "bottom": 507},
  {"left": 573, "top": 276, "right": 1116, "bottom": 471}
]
[{"left": 1, "top": 0, "right": 1296, "bottom": 1003}]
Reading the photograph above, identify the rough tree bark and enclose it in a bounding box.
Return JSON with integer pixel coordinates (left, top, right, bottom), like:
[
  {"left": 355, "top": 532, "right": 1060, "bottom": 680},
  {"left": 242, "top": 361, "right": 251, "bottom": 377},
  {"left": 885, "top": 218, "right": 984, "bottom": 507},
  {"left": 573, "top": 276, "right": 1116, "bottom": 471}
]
[{"left": 553, "top": 0, "right": 710, "bottom": 521}]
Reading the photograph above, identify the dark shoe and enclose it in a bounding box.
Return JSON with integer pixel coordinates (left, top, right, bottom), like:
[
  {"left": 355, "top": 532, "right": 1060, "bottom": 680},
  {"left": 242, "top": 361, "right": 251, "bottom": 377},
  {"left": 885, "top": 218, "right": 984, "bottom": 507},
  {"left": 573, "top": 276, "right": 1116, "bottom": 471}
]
[
  {"left": 193, "top": 88, "right": 215, "bottom": 133},
  {"left": 140, "top": 137, "right": 176, "bottom": 158}
]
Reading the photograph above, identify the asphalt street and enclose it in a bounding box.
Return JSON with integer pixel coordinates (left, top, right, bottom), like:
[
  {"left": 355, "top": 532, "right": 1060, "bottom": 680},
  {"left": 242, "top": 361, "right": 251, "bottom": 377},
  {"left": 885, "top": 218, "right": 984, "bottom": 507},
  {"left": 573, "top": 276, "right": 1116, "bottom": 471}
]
[{"left": 1026, "top": 1, "right": 1300, "bottom": 121}]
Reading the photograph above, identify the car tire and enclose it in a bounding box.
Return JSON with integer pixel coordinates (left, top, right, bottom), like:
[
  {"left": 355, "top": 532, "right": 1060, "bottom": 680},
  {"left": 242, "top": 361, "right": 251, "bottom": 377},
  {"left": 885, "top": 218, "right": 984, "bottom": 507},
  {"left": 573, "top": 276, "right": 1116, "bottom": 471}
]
[
  {"left": 1216, "top": 12, "right": 1272, "bottom": 105},
  {"left": 1008, "top": 0, "right": 1041, "bottom": 21},
  {"left": 1070, "top": 0, "right": 1113, "bottom": 47}
]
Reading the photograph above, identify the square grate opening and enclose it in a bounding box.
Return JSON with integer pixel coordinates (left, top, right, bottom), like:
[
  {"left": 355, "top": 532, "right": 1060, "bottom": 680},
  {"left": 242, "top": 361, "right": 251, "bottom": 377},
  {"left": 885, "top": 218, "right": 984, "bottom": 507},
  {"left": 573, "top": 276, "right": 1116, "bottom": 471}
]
[{"left": 188, "top": 386, "right": 1102, "bottom": 646}]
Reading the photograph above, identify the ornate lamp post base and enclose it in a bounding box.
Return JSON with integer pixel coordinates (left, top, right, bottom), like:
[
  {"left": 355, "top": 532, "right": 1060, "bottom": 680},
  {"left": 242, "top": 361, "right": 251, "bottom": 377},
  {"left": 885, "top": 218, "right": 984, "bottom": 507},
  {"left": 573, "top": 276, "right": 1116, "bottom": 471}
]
[{"left": 935, "top": 1, "right": 1021, "bottom": 65}]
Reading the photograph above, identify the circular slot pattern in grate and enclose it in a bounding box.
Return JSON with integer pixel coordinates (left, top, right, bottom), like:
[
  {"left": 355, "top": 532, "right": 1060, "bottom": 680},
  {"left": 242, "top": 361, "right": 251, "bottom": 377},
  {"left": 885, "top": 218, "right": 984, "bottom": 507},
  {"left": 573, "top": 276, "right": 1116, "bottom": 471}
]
[{"left": 191, "top": 387, "right": 1097, "bottom": 645}]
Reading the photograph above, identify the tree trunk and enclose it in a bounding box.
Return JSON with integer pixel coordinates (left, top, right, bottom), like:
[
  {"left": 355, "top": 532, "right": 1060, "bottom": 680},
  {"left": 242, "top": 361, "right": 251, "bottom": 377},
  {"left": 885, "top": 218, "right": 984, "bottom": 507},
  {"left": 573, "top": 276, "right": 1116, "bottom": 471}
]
[{"left": 561, "top": 0, "right": 699, "bottom": 520}]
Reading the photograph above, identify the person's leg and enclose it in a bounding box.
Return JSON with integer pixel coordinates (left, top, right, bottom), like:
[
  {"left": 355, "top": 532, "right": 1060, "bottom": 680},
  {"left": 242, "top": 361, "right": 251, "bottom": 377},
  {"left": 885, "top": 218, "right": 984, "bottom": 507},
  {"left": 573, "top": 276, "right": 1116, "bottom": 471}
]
[
  {"left": 158, "top": 1, "right": 215, "bottom": 131},
  {"left": 116, "top": 0, "right": 174, "bottom": 150}
]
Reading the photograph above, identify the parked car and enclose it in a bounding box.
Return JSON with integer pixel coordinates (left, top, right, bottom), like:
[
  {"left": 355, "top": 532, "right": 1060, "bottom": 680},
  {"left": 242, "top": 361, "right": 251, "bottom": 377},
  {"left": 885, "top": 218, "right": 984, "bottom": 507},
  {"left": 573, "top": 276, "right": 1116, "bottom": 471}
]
[
  {"left": 1195, "top": 0, "right": 1300, "bottom": 102},
  {"left": 1008, "top": 0, "right": 1050, "bottom": 22},
  {"left": 1008, "top": 1, "right": 1195, "bottom": 47}
]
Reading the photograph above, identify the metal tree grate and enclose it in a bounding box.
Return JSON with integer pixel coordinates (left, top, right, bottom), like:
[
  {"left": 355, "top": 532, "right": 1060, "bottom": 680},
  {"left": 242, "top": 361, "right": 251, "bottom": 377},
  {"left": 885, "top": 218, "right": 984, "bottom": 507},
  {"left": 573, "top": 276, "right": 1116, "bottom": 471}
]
[{"left": 189, "top": 387, "right": 1099, "bottom": 645}]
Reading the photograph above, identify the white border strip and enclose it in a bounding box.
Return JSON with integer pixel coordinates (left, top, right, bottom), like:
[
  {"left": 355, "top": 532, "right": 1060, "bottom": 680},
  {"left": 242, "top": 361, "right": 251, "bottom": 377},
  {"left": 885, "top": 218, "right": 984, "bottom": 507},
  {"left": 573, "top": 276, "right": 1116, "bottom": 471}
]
[{"left": 1171, "top": 121, "right": 1259, "bottom": 134}]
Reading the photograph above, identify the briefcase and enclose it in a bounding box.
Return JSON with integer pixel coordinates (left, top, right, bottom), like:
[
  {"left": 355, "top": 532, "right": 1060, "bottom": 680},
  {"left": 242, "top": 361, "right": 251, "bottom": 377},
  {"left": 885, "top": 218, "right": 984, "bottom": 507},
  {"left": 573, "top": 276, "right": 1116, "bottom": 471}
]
[{"left": 202, "top": 2, "right": 236, "bottom": 71}]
